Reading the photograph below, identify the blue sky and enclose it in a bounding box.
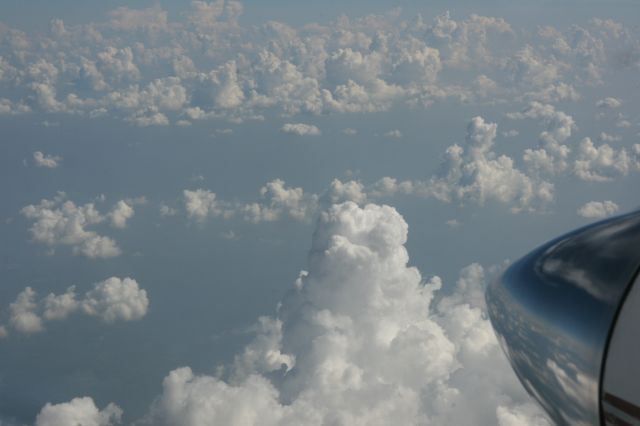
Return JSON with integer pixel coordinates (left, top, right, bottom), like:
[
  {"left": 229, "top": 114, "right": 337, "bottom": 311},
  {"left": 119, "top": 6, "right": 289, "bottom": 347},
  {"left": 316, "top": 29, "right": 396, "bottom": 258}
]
[{"left": 0, "top": 1, "right": 639, "bottom": 425}]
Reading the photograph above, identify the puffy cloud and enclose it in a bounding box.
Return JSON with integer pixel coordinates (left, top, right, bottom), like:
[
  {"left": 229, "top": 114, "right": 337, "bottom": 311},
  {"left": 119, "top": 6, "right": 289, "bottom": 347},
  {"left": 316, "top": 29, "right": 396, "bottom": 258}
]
[
  {"left": 323, "top": 178, "right": 368, "bottom": 204},
  {"left": 242, "top": 179, "right": 318, "bottom": 223},
  {"left": 507, "top": 102, "right": 575, "bottom": 175},
  {"left": 598, "top": 132, "right": 621, "bottom": 143},
  {"left": 3, "top": 277, "right": 149, "bottom": 335},
  {"left": 0, "top": 5, "right": 634, "bottom": 126},
  {"left": 108, "top": 6, "right": 168, "bottom": 33},
  {"left": 36, "top": 397, "right": 122, "bottom": 426},
  {"left": 0, "top": 325, "right": 7, "bottom": 339},
  {"left": 184, "top": 189, "right": 226, "bottom": 222},
  {"left": 281, "top": 123, "right": 321, "bottom": 136},
  {"left": 43, "top": 287, "right": 79, "bottom": 321},
  {"left": 428, "top": 116, "right": 553, "bottom": 212},
  {"left": 82, "top": 277, "right": 149, "bottom": 323},
  {"left": 573, "top": 137, "right": 631, "bottom": 182},
  {"left": 141, "top": 202, "right": 547, "bottom": 425},
  {"left": 576, "top": 200, "right": 619, "bottom": 219},
  {"left": 595, "top": 97, "right": 622, "bottom": 109},
  {"left": 502, "top": 130, "right": 519, "bottom": 138},
  {"left": 33, "top": 151, "right": 62, "bottom": 168},
  {"left": 383, "top": 129, "right": 403, "bottom": 139},
  {"left": 108, "top": 200, "right": 135, "bottom": 228},
  {"left": 9, "top": 287, "right": 43, "bottom": 334},
  {"left": 20, "top": 194, "right": 121, "bottom": 258}
]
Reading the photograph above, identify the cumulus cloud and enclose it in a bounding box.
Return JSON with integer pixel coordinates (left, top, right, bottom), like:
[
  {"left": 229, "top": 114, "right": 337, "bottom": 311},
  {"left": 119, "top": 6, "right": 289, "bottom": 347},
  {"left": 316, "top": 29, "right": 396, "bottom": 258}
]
[
  {"left": 595, "top": 97, "right": 622, "bottom": 109},
  {"left": 507, "top": 102, "right": 575, "bottom": 175},
  {"left": 35, "top": 397, "right": 122, "bottom": 426},
  {"left": 281, "top": 123, "right": 321, "bottom": 136},
  {"left": 428, "top": 116, "right": 553, "bottom": 212},
  {"left": 108, "top": 200, "right": 135, "bottom": 228},
  {"left": 82, "top": 277, "right": 149, "bottom": 323},
  {"left": 576, "top": 200, "right": 620, "bottom": 219},
  {"left": 0, "top": 7, "right": 630, "bottom": 125},
  {"left": 20, "top": 193, "right": 122, "bottom": 258},
  {"left": 573, "top": 137, "right": 632, "bottom": 182},
  {"left": 139, "top": 202, "right": 547, "bottom": 426},
  {"left": 3, "top": 277, "right": 148, "bottom": 335},
  {"left": 383, "top": 129, "right": 403, "bottom": 139},
  {"left": 9, "top": 287, "right": 44, "bottom": 334},
  {"left": 184, "top": 189, "right": 228, "bottom": 222},
  {"left": 33, "top": 151, "right": 62, "bottom": 168},
  {"left": 242, "top": 179, "right": 318, "bottom": 223}
]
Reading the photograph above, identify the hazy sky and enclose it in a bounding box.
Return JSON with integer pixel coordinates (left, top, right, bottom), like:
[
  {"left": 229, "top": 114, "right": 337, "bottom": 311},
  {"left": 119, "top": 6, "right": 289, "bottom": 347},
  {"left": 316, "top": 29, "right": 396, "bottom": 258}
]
[{"left": 0, "top": 1, "right": 639, "bottom": 425}]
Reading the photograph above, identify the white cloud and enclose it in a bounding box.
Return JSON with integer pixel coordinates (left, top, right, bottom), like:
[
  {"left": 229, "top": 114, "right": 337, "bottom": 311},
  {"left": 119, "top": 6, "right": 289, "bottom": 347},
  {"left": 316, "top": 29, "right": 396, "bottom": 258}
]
[
  {"left": 507, "top": 102, "right": 575, "bottom": 175},
  {"left": 21, "top": 194, "right": 122, "bottom": 258},
  {"left": 577, "top": 200, "right": 619, "bottom": 219},
  {"left": 281, "top": 123, "right": 321, "bottom": 136},
  {"left": 598, "top": 132, "right": 621, "bottom": 143},
  {"left": 323, "top": 178, "right": 368, "bottom": 204},
  {"left": 384, "top": 129, "right": 403, "bottom": 139},
  {"left": 36, "top": 397, "right": 122, "bottom": 426},
  {"left": 428, "top": 116, "right": 553, "bottom": 212},
  {"left": 502, "top": 130, "right": 519, "bottom": 138},
  {"left": 184, "top": 189, "right": 226, "bottom": 221},
  {"left": 342, "top": 128, "right": 357, "bottom": 135},
  {"left": 108, "top": 200, "right": 135, "bottom": 228},
  {"left": 43, "top": 287, "right": 79, "bottom": 321},
  {"left": 595, "top": 97, "right": 622, "bottom": 109},
  {"left": 3, "top": 277, "right": 149, "bottom": 335},
  {"left": 446, "top": 219, "right": 462, "bottom": 228},
  {"left": 33, "top": 151, "right": 62, "bottom": 168},
  {"left": 81, "top": 277, "right": 149, "bottom": 323},
  {"left": 141, "top": 202, "right": 547, "bottom": 426},
  {"left": 573, "top": 137, "right": 632, "bottom": 182},
  {"left": 9, "top": 287, "right": 44, "bottom": 334},
  {"left": 242, "top": 179, "right": 318, "bottom": 223},
  {"left": 159, "top": 204, "right": 178, "bottom": 217}
]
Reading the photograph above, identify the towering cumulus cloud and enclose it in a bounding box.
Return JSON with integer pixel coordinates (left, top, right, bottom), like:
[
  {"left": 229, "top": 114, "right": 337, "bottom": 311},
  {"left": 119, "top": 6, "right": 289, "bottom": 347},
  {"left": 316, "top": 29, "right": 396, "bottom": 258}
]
[{"left": 139, "top": 202, "right": 548, "bottom": 425}]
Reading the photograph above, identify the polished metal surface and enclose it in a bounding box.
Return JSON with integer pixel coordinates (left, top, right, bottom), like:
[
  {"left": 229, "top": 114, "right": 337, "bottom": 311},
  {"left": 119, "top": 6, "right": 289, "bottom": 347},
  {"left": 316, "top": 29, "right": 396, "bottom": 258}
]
[{"left": 486, "top": 211, "right": 640, "bottom": 425}]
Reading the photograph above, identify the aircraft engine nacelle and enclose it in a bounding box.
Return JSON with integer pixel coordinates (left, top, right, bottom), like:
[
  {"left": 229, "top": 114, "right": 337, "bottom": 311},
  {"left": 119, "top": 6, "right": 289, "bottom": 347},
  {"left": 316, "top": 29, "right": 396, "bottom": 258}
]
[{"left": 486, "top": 211, "right": 640, "bottom": 425}]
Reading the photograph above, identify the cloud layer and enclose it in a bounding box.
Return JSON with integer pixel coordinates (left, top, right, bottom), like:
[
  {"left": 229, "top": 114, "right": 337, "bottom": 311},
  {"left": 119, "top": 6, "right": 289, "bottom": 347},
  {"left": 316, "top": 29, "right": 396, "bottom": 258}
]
[{"left": 0, "top": 5, "right": 637, "bottom": 126}]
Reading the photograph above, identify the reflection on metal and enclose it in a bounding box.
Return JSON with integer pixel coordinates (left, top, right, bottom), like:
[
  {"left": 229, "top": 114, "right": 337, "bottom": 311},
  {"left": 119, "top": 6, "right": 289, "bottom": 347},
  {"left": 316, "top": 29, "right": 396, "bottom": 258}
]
[
  {"left": 602, "top": 274, "right": 640, "bottom": 426},
  {"left": 486, "top": 211, "right": 640, "bottom": 425}
]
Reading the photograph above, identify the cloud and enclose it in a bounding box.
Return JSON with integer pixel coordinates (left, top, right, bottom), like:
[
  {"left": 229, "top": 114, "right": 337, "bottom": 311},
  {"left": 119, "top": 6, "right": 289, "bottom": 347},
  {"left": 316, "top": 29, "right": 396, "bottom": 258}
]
[
  {"left": 138, "top": 202, "right": 547, "bottom": 426},
  {"left": 281, "top": 123, "right": 321, "bottom": 136},
  {"left": 35, "top": 397, "right": 122, "bottom": 426},
  {"left": 0, "top": 6, "right": 634, "bottom": 126},
  {"left": 573, "top": 137, "right": 632, "bottom": 182},
  {"left": 108, "top": 200, "right": 135, "bottom": 228},
  {"left": 20, "top": 193, "right": 122, "bottom": 258},
  {"left": 9, "top": 287, "right": 44, "bottom": 334},
  {"left": 383, "top": 129, "right": 403, "bottom": 139},
  {"left": 81, "top": 277, "right": 149, "bottom": 323},
  {"left": 33, "top": 151, "right": 62, "bottom": 168},
  {"left": 184, "top": 189, "right": 227, "bottom": 222},
  {"left": 428, "top": 116, "right": 553, "bottom": 212},
  {"left": 595, "top": 97, "right": 622, "bottom": 109},
  {"left": 507, "top": 102, "right": 575, "bottom": 175},
  {"left": 242, "top": 179, "right": 318, "bottom": 223},
  {"left": 3, "top": 277, "right": 148, "bottom": 335},
  {"left": 576, "top": 200, "right": 619, "bottom": 219}
]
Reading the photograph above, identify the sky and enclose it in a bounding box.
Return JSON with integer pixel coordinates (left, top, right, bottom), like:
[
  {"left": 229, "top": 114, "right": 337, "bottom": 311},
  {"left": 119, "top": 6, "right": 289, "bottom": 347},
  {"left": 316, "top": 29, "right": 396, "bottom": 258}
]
[{"left": 0, "top": 1, "right": 639, "bottom": 425}]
